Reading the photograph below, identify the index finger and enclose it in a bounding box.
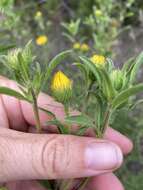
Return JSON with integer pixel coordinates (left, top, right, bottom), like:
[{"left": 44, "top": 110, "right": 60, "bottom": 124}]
[{"left": 0, "top": 76, "right": 133, "bottom": 155}]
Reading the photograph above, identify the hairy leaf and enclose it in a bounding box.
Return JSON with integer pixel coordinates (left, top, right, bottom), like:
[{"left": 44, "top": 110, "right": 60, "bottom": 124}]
[
  {"left": 46, "top": 50, "right": 72, "bottom": 80},
  {"left": 112, "top": 84, "right": 143, "bottom": 109},
  {"left": 0, "top": 87, "right": 28, "bottom": 101},
  {"left": 64, "top": 114, "right": 94, "bottom": 127},
  {"left": 79, "top": 56, "right": 102, "bottom": 85},
  {"left": 46, "top": 119, "right": 69, "bottom": 134},
  {"left": 130, "top": 52, "right": 143, "bottom": 83}
]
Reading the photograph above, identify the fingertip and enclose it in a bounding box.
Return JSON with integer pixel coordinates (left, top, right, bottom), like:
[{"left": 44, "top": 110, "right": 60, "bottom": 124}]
[
  {"left": 105, "top": 127, "right": 133, "bottom": 155},
  {"left": 88, "top": 173, "right": 124, "bottom": 190}
]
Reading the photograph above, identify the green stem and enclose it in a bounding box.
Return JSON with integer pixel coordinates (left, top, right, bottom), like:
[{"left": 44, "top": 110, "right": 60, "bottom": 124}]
[
  {"left": 78, "top": 108, "right": 111, "bottom": 190},
  {"left": 77, "top": 178, "right": 90, "bottom": 190},
  {"left": 64, "top": 103, "right": 70, "bottom": 116},
  {"left": 60, "top": 179, "right": 73, "bottom": 190},
  {"left": 82, "top": 81, "right": 92, "bottom": 113},
  {"left": 31, "top": 88, "right": 41, "bottom": 133},
  {"left": 102, "top": 107, "right": 111, "bottom": 136}
]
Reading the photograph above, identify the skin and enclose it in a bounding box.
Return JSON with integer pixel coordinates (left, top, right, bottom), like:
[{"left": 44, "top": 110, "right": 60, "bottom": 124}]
[{"left": 0, "top": 76, "right": 133, "bottom": 190}]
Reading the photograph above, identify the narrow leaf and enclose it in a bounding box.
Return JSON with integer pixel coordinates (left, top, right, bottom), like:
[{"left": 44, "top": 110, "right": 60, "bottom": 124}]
[
  {"left": 46, "top": 119, "right": 69, "bottom": 134},
  {"left": 130, "top": 52, "right": 143, "bottom": 83},
  {"left": 100, "top": 68, "right": 115, "bottom": 100},
  {"left": 73, "top": 62, "right": 89, "bottom": 83},
  {"left": 64, "top": 114, "right": 94, "bottom": 127},
  {"left": 112, "top": 84, "right": 143, "bottom": 109},
  {"left": 79, "top": 56, "right": 102, "bottom": 85},
  {"left": 45, "top": 50, "right": 72, "bottom": 80},
  {"left": 76, "top": 126, "right": 88, "bottom": 136},
  {"left": 39, "top": 107, "right": 56, "bottom": 118},
  {"left": 0, "top": 87, "right": 28, "bottom": 101}
]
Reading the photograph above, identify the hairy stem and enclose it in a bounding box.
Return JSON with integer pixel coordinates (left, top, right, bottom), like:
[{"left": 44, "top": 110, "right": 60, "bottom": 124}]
[
  {"left": 31, "top": 88, "right": 41, "bottom": 133},
  {"left": 102, "top": 107, "right": 111, "bottom": 136},
  {"left": 82, "top": 82, "right": 92, "bottom": 113}
]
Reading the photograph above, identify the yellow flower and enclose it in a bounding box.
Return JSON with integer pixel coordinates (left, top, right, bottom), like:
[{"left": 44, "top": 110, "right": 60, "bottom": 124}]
[
  {"left": 90, "top": 54, "right": 106, "bottom": 67},
  {"left": 73, "top": 42, "right": 81, "bottom": 50},
  {"left": 51, "top": 71, "right": 72, "bottom": 103},
  {"left": 35, "top": 11, "right": 42, "bottom": 18},
  {"left": 95, "top": 9, "right": 102, "bottom": 17},
  {"left": 36, "top": 35, "right": 48, "bottom": 46},
  {"left": 80, "top": 43, "right": 90, "bottom": 52}
]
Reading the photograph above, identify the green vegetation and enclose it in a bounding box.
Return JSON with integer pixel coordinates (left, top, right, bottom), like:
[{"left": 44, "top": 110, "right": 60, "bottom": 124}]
[{"left": 0, "top": 0, "right": 143, "bottom": 189}]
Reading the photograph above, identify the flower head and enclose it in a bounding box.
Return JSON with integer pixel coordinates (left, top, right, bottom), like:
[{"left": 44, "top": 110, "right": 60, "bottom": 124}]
[
  {"left": 36, "top": 35, "right": 48, "bottom": 46},
  {"left": 51, "top": 71, "right": 72, "bottom": 103},
  {"left": 95, "top": 9, "right": 102, "bottom": 17},
  {"left": 73, "top": 42, "right": 81, "bottom": 50},
  {"left": 35, "top": 11, "right": 42, "bottom": 18},
  {"left": 80, "top": 43, "right": 90, "bottom": 52},
  {"left": 90, "top": 54, "right": 106, "bottom": 67}
]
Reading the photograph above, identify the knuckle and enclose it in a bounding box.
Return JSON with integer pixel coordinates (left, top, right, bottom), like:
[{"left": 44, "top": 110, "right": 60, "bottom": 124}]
[{"left": 41, "top": 136, "right": 71, "bottom": 178}]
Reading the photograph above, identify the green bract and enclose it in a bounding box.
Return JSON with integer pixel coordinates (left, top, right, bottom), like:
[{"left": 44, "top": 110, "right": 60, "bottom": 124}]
[{"left": 110, "top": 69, "right": 124, "bottom": 91}]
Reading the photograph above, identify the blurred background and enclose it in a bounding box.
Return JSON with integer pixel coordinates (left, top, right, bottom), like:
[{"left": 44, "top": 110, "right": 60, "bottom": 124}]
[{"left": 0, "top": 0, "right": 143, "bottom": 189}]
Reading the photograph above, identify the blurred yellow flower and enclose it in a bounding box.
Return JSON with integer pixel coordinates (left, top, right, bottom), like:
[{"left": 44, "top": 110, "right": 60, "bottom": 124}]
[
  {"left": 95, "top": 9, "right": 102, "bottom": 17},
  {"left": 80, "top": 43, "right": 90, "bottom": 52},
  {"left": 35, "top": 11, "right": 42, "bottom": 18},
  {"left": 51, "top": 71, "right": 72, "bottom": 103},
  {"left": 90, "top": 54, "right": 106, "bottom": 67},
  {"left": 36, "top": 35, "right": 48, "bottom": 46},
  {"left": 73, "top": 42, "right": 81, "bottom": 50}
]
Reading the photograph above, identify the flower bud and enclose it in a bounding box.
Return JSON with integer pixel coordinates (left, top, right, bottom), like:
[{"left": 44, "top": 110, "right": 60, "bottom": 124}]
[
  {"left": 35, "top": 11, "right": 42, "bottom": 18},
  {"left": 73, "top": 42, "right": 81, "bottom": 50},
  {"left": 110, "top": 70, "right": 123, "bottom": 91},
  {"left": 80, "top": 43, "right": 90, "bottom": 52},
  {"left": 95, "top": 9, "right": 102, "bottom": 17},
  {"left": 90, "top": 54, "right": 106, "bottom": 68},
  {"left": 51, "top": 71, "right": 72, "bottom": 103}
]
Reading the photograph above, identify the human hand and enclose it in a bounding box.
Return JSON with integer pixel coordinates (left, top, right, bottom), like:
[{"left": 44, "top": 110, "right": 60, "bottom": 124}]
[{"left": 0, "top": 77, "right": 133, "bottom": 190}]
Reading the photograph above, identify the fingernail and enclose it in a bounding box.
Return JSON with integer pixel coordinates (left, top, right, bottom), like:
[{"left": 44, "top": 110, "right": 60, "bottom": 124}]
[{"left": 85, "top": 142, "right": 123, "bottom": 171}]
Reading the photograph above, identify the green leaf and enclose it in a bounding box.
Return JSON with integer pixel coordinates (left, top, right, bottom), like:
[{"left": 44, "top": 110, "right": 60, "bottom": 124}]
[
  {"left": 79, "top": 56, "right": 102, "bottom": 85},
  {"left": 45, "top": 50, "right": 72, "bottom": 80},
  {"left": 122, "top": 56, "right": 135, "bottom": 73},
  {"left": 18, "top": 52, "right": 29, "bottom": 82},
  {"left": 130, "top": 52, "right": 143, "bottom": 83},
  {"left": 39, "top": 180, "right": 53, "bottom": 190},
  {"left": 62, "top": 32, "right": 75, "bottom": 42},
  {"left": 112, "top": 83, "right": 143, "bottom": 109},
  {"left": 100, "top": 68, "right": 115, "bottom": 100},
  {"left": 106, "top": 58, "right": 115, "bottom": 72},
  {"left": 73, "top": 62, "right": 89, "bottom": 84},
  {"left": 46, "top": 119, "right": 69, "bottom": 134},
  {"left": 0, "top": 87, "right": 28, "bottom": 101},
  {"left": 76, "top": 126, "right": 88, "bottom": 136},
  {"left": 64, "top": 114, "right": 94, "bottom": 127},
  {"left": 39, "top": 107, "right": 56, "bottom": 118},
  {"left": 129, "top": 99, "right": 143, "bottom": 110}
]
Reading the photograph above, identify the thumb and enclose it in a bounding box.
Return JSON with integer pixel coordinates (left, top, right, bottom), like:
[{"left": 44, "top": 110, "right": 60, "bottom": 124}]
[{"left": 0, "top": 128, "right": 123, "bottom": 182}]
